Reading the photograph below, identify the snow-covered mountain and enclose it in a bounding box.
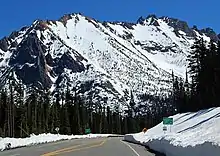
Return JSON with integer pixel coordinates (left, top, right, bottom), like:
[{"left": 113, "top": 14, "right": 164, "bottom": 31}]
[{"left": 0, "top": 13, "right": 219, "bottom": 110}]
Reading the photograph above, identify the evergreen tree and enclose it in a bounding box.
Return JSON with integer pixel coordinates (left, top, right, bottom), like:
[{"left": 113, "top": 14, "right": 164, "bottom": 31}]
[
  {"left": 188, "top": 38, "right": 208, "bottom": 111},
  {"left": 0, "top": 90, "right": 7, "bottom": 137},
  {"left": 106, "top": 106, "right": 112, "bottom": 134}
]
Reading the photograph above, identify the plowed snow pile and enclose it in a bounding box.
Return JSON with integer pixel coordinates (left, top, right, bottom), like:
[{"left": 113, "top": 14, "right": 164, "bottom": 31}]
[
  {"left": 125, "top": 107, "right": 220, "bottom": 156},
  {"left": 0, "top": 134, "right": 113, "bottom": 151}
]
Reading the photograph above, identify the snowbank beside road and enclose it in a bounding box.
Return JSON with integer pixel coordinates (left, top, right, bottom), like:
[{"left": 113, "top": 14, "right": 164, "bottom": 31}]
[
  {"left": 125, "top": 107, "right": 220, "bottom": 156},
  {"left": 0, "top": 133, "right": 113, "bottom": 151}
]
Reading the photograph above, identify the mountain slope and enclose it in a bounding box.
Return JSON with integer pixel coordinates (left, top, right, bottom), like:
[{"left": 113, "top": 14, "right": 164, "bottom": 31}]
[{"left": 0, "top": 13, "right": 218, "bottom": 110}]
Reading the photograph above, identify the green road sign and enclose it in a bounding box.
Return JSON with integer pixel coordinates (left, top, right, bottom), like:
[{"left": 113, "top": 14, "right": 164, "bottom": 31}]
[
  {"left": 85, "top": 128, "right": 91, "bottom": 134},
  {"left": 163, "top": 117, "right": 173, "bottom": 125}
]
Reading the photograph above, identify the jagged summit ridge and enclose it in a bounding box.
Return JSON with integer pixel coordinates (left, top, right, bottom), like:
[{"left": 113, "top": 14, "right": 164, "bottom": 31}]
[
  {"left": 0, "top": 13, "right": 217, "bottom": 110},
  {"left": 136, "top": 14, "right": 219, "bottom": 41}
]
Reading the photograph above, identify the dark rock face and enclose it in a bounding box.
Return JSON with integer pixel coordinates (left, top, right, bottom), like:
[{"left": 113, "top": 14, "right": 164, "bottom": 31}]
[
  {"left": 162, "top": 17, "right": 196, "bottom": 37},
  {"left": 136, "top": 15, "right": 219, "bottom": 40},
  {"left": 200, "top": 28, "right": 219, "bottom": 41},
  {"left": 9, "top": 33, "right": 45, "bottom": 65},
  {"left": 20, "top": 26, "right": 29, "bottom": 32},
  {"left": 192, "top": 25, "right": 198, "bottom": 31},
  {"left": 59, "top": 14, "right": 72, "bottom": 26},
  {"left": 9, "top": 31, "right": 19, "bottom": 39},
  {"left": 45, "top": 53, "right": 54, "bottom": 66},
  {"left": 137, "top": 16, "right": 145, "bottom": 25},
  {"left": 161, "top": 17, "right": 219, "bottom": 41},
  {"left": 147, "top": 14, "right": 157, "bottom": 19},
  {"left": 120, "top": 22, "right": 134, "bottom": 30},
  {"left": 137, "top": 15, "right": 160, "bottom": 26},
  {"left": 9, "top": 33, "right": 52, "bottom": 88},
  {"left": 0, "top": 37, "right": 9, "bottom": 52},
  {"left": 55, "top": 52, "right": 85, "bottom": 74},
  {"left": 121, "top": 32, "right": 134, "bottom": 40},
  {"left": 4, "top": 28, "right": 86, "bottom": 90},
  {"left": 15, "top": 64, "right": 50, "bottom": 89},
  {"left": 148, "top": 16, "right": 160, "bottom": 26},
  {"left": 35, "top": 20, "right": 50, "bottom": 31}
]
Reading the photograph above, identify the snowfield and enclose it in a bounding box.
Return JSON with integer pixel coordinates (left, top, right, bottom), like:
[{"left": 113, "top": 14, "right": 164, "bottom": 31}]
[
  {"left": 0, "top": 133, "right": 113, "bottom": 151},
  {"left": 124, "top": 107, "right": 220, "bottom": 156}
]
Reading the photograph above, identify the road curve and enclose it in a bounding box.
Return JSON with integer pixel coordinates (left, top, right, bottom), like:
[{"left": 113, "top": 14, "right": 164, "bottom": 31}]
[{"left": 0, "top": 137, "right": 161, "bottom": 156}]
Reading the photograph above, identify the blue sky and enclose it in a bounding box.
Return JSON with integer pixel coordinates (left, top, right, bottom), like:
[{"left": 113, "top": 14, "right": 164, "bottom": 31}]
[{"left": 1, "top": 0, "right": 219, "bottom": 38}]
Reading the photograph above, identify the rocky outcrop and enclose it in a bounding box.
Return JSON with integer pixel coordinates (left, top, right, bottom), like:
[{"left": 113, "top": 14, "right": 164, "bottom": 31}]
[
  {"left": 137, "top": 15, "right": 160, "bottom": 26},
  {"left": 137, "top": 16, "right": 145, "bottom": 25},
  {"left": 162, "top": 17, "right": 196, "bottom": 37},
  {"left": 200, "top": 28, "right": 219, "bottom": 41},
  {"left": 146, "top": 15, "right": 160, "bottom": 26},
  {"left": 9, "top": 33, "right": 52, "bottom": 89},
  {"left": 135, "top": 15, "right": 220, "bottom": 41},
  {"left": 55, "top": 52, "right": 85, "bottom": 74},
  {"left": 0, "top": 37, "right": 9, "bottom": 52}
]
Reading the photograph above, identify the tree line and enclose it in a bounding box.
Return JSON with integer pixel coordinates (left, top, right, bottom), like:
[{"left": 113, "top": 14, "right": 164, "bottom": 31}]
[
  {"left": 172, "top": 39, "right": 220, "bottom": 113},
  {"left": 0, "top": 73, "right": 178, "bottom": 138},
  {"left": 0, "top": 75, "right": 167, "bottom": 138},
  {"left": 3, "top": 39, "right": 217, "bottom": 138}
]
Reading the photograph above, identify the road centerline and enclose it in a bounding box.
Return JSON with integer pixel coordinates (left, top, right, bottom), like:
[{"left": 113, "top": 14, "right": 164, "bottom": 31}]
[
  {"left": 57, "top": 139, "right": 107, "bottom": 155},
  {"left": 41, "top": 139, "right": 107, "bottom": 156}
]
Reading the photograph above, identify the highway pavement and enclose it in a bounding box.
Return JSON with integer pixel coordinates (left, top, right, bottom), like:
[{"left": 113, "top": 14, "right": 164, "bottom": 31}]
[{"left": 0, "top": 137, "right": 163, "bottom": 156}]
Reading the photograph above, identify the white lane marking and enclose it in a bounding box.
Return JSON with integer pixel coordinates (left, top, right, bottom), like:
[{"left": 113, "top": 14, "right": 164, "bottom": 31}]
[
  {"left": 9, "top": 154, "right": 20, "bottom": 156},
  {"left": 120, "top": 140, "right": 140, "bottom": 156}
]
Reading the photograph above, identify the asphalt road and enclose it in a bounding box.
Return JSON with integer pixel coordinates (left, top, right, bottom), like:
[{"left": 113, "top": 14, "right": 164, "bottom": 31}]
[{"left": 0, "top": 137, "right": 162, "bottom": 156}]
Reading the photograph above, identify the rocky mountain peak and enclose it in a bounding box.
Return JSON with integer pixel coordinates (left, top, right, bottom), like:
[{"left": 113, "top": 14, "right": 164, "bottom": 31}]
[
  {"left": 200, "top": 27, "right": 219, "bottom": 41},
  {"left": 35, "top": 20, "right": 50, "bottom": 31},
  {"left": 0, "top": 13, "right": 219, "bottom": 111},
  {"left": 146, "top": 14, "right": 159, "bottom": 26},
  {"left": 59, "top": 14, "right": 73, "bottom": 26},
  {"left": 136, "top": 16, "right": 145, "bottom": 25},
  {"left": 161, "top": 16, "right": 196, "bottom": 37},
  {"left": 146, "top": 14, "right": 157, "bottom": 19},
  {"left": 137, "top": 14, "right": 159, "bottom": 26}
]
